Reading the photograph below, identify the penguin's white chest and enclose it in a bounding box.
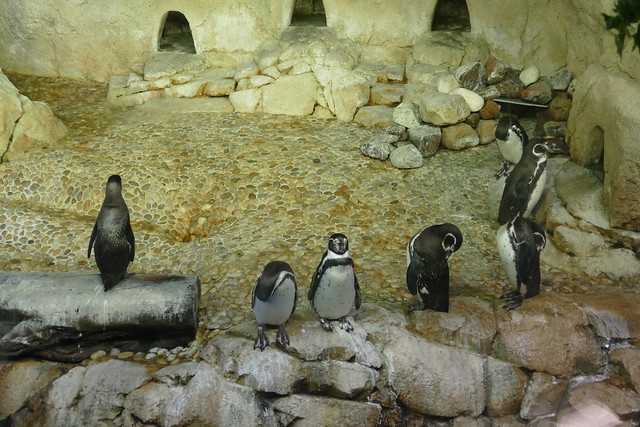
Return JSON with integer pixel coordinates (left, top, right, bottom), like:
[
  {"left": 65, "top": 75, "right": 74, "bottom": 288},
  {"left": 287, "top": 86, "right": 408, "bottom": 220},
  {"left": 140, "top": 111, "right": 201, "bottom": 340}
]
[
  {"left": 496, "top": 226, "right": 518, "bottom": 286},
  {"left": 525, "top": 168, "right": 547, "bottom": 217},
  {"left": 253, "top": 278, "right": 296, "bottom": 326},
  {"left": 313, "top": 265, "right": 356, "bottom": 320},
  {"left": 497, "top": 134, "right": 523, "bottom": 164}
]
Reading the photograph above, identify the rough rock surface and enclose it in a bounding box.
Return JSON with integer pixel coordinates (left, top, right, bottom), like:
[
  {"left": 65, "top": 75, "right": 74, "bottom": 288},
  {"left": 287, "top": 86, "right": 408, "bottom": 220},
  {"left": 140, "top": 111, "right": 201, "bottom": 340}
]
[
  {"left": 314, "top": 67, "right": 370, "bottom": 122},
  {"left": 442, "top": 123, "right": 480, "bottom": 151},
  {"left": 261, "top": 73, "right": 317, "bottom": 116},
  {"left": 493, "top": 293, "right": 603, "bottom": 377},
  {"left": 384, "top": 329, "right": 486, "bottom": 417},
  {"left": 408, "top": 125, "right": 442, "bottom": 158},
  {"left": 354, "top": 106, "right": 394, "bottom": 128},
  {"left": 393, "top": 101, "right": 421, "bottom": 128},
  {"left": 272, "top": 394, "right": 381, "bottom": 427},
  {"left": 520, "top": 372, "right": 568, "bottom": 420},
  {"left": 360, "top": 135, "right": 394, "bottom": 160},
  {"left": 371, "top": 83, "right": 405, "bottom": 106},
  {"left": 486, "top": 357, "right": 528, "bottom": 417},
  {"left": 419, "top": 92, "right": 470, "bottom": 126},
  {"left": 0, "top": 72, "right": 23, "bottom": 157},
  {"left": 0, "top": 361, "right": 63, "bottom": 418},
  {"left": 390, "top": 144, "right": 424, "bottom": 169},
  {"left": 144, "top": 53, "right": 206, "bottom": 81},
  {"left": 452, "top": 88, "right": 485, "bottom": 113},
  {"left": 229, "top": 89, "right": 262, "bottom": 113},
  {"left": 567, "top": 381, "right": 640, "bottom": 419}
]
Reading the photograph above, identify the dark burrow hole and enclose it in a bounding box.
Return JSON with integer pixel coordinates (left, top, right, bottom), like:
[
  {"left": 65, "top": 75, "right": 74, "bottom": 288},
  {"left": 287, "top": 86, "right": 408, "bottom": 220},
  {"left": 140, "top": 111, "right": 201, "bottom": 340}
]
[
  {"left": 159, "top": 11, "right": 196, "bottom": 54},
  {"left": 291, "top": 0, "right": 327, "bottom": 27},
  {"left": 431, "top": 0, "right": 471, "bottom": 32}
]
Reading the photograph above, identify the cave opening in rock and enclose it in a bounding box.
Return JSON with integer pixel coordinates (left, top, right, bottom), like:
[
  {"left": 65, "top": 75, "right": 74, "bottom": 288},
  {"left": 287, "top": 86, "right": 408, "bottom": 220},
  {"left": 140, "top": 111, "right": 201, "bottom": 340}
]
[
  {"left": 290, "top": 0, "right": 327, "bottom": 27},
  {"left": 431, "top": 0, "right": 471, "bottom": 32},
  {"left": 158, "top": 11, "right": 196, "bottom": 54},
  {"left": 589, "top": 125, "right": 605, "bottom": 181}
]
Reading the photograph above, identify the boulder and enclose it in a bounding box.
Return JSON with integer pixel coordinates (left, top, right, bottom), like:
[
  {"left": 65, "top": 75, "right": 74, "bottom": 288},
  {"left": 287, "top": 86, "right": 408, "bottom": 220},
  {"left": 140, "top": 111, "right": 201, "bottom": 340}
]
[
  {"left": 568, "top": 67, "right": 640, "bottom": 232},
  {"left": 454, "top": 62, "right": 485, "bottom": 92},
  {"left": 496, "top": 70, "right": 525, "bottom": 98},
  {"left": 485, "top": 357, "right": 528, "bottom": 417},
  {"left": 313, "top": 67, "right": 370, "bottom": 122},
  {"left": 548, "top": 92, "right": 572, "bottom": 121},
  {"left": 519, "top": 66, "right": 540, "bottom": 86},
  {"left": 302, "top": 360, "right": 378, "bottom": 398},
  {"left": 465, "top": 112, "right": 481, "bottom": 128},
  {"left": 442, "top": 123, "right": 480, "bottom": 150},
  {"left": 418, "top": 92, "right": 470, "bottom": 126},
  {"left": 204, "top": 78, "right": 235, "bottom": 97},
  {"left": 548, "top": 68, "right": 572, "bottom": 91},
  {"left": 408, "top": 125, "right": 442, "bottom": 157},
  {"left": 0, "top": 361, "right": 64, "bottom": 418},
  {"left": 143, "top": 52, "right": 206, "bottom": 81},
  {"left": 229, "top": 89, "right": 262, "bottom": 113},
  {"left": 412, "top": 32, "right": 488, "bottom": 69},
  {"left": 261, "top": 66, "right": 281, "bottom": 80},
  {"left": 492, "top": 293, "right": 603, "bottom": 377},
  {"left": 164, "top": 80, "right": 206, "bottom": 98},
  {"left": 384, "top": 124, "right": 408, "bottom": 141},
  {"left": 360, "top": 135, "right": 394, "bottom": 160},
  {"left": 272, "top": 394, "right": 381, "bottom": 427},
  {"left": 124, "top": 382, "right": 174, "bottom": 425},
  {"left": 201, "top": 336, "right": 304, "bottom": 395},
  {"left": 552, "top": 226, "right": 606, "bottom": 256},
  {"left": 249, "top": 75, "right": 274, "bottom": 88},
  {"left": 393, "top": 101, "right": 421, "bottom": 128},
  {"left": 520, "top": 80, "right": 553, "bottom": 104},
  {"left": 520, "top": 372, "right": 568, "bottom": 420},
  {"left": 354, "top": 106, "right": 395, "bottom": 128},
  {"left": 566, "top": 381, "right": 640, "bottom": 419},
  {"left": 486, "top": 56, "right": 508, "bottom": 84},
  {"left": 384, "top": 330, "right": 486, "bottom": 417},
  {"left": 611, "top": 347, "right": 640, "bottom": 393},
  {"left": 261, "top": 73, "right": 317, "bottom": 116},
  {"left": 234, "top": 61, "right": 259, "bottom": 80},
  {"left": 479, "top": 100, "right": 500, "bottom": 120},
  {"left": 312, "top": 105, "right": 334, "bottom": 119},
  {"left": 356, "top": 63, "right": 405, "bottom": 83},
  {"left": 370, "top": 83, "right": 405, "bottom": 106},
  {"left": 408, "top": 297, "right": 496, "bottom": 354},
  {"left": 452, "top": 416, "right": 491, "bottom": 427},
  {"left": 478, "top": 85, "right": 501, "bottom": 100},
  {"left": 6, "top": 98, "right": 67, "bottom": 161},
  {"left": 437, "top": 73, "right": 460, "bottom": 94},
  {"left": 390, "top": 144, "right": 424, "bottom": 169},
  {"left": 574, "top": 293, "right": 640, "bottom": 342},
  {"left": 477, "top": 119, "right": 497, "bottom": 144},
  {"left": 452, "top": 88, "right": 485, "bottom": 112},
  {"left": 406, "top": 63, "right": 446, "bottom": 85},
  {"left": 0, "top": 72, "right": 23, "bottom": 156}
]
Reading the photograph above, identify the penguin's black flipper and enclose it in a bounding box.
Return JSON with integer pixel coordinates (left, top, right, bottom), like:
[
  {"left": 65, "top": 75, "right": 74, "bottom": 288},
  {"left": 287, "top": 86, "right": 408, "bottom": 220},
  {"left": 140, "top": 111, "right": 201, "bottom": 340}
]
[
  {"left": 406, "top": 261, "right": 420, "bottom": 295},
  {"left": 87, "top": 222, "right": 97, "bottom": 258},
  {"left": 354, "top": 272, "right": 361, "bottom": 310},
  {"left": 498, "top": 175, "right": 529, "bottom": 224},
  {"left": 308, "top": 251, "right": 327, "bottom": 302},
  {"left": 125, "top": 220, "right": 135, "bottom": 262}
]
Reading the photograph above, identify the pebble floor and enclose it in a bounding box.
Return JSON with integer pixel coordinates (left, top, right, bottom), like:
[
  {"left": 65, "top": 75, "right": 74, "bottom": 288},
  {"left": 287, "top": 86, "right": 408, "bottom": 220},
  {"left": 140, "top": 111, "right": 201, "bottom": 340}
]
[{"left": 0, "top": 74, "right": 633, "bottom": 332}]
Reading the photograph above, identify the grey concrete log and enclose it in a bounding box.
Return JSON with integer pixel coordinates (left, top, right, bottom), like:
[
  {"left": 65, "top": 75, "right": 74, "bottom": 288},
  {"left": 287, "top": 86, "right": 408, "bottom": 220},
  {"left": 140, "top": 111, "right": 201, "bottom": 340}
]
[{"left": 0, "top": 272, "right": 200, "bottom": 362}]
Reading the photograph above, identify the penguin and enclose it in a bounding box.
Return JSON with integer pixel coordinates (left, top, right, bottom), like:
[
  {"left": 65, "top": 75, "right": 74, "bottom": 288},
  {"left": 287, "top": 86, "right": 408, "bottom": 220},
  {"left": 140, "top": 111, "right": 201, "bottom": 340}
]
[
  {"left": 87, "top": 175, "right": 135, "bottom": 291},
  {"left": 406, "top": 223, "right": 463, "bottom": 312},
  {"left": 496, "top": 215, "right": 546, "bottom": 310},
  {"left": 495, "top": 116, "right": 529, "bottom": 178},
  {"left": 308, "top": 233, "right": 360, "bottom": 332},
  {"left": 498, "top": 141, "right": 549, "bottom": 225},
  {"left": 251, "top": 261, "right": 297, "bottom": 351}
]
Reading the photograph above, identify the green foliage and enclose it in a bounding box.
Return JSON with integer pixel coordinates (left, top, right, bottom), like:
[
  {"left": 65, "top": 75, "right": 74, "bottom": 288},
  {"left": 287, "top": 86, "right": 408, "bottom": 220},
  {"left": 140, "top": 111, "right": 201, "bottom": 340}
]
[{"left": 603, "top": 0, "right": 640, "bottom": 56}]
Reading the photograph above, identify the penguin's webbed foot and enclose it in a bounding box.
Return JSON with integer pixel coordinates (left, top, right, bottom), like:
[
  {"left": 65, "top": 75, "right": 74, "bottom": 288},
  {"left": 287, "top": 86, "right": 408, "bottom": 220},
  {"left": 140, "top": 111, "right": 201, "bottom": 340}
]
[
  {"left": 408, "top": 300, "right": 425, "bottom": 312},
  {"left": 338, "top": 317, "right": 353, "bottom": 332},
  {"left": 500, "top": 291, "right": 523, "bottom": 311},
  {"left": 254, "top": 325, "right": 269, "bottom": 351},
  {"left": 276, "top": 325, "right": 290, "bottom": 348},
  {"left": 319, "top": 318, "right": 333, "bottom": 331}
]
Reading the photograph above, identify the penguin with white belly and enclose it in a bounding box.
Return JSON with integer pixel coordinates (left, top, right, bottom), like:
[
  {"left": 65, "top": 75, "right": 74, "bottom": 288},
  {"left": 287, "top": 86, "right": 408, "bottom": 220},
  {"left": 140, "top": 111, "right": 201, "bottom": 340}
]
[
  {"left": 406, "top": 224, "right": 463, "bottom": 312},
  {"left": 495, "top": 116, "right": 529, "bottom": 173},
  {"left": 252, "top": 261, "right": 298, "bottom": 351},
  {"left": 498, "top": 141, "right": 549, "bottom": 225},
  {"left": 496, "top": 215, "right": 546, "bottom": 310},
  {"left": 308, "top": 233, "right": 361, "bottom": 332}
]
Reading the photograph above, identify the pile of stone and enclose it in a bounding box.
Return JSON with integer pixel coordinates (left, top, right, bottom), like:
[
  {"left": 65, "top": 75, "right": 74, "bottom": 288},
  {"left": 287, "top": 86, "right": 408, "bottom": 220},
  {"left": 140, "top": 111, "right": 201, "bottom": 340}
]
[
  {"left": 0, "top": 69, "right": 67, "bottom": 162},
  {"left": 2, "top": 295, "right": 639, "bottom": 426}
]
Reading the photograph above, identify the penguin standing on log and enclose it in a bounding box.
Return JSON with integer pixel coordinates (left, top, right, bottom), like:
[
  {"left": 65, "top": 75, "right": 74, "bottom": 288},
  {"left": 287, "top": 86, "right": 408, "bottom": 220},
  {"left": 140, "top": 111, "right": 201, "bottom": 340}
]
[
  {"left": 496, "top": 215, "right": 546, "bottom": 310},
  {"left": 252, "top": 261, "right": 298, "bottom": 351},
  {"left": 308, "top": 233, "right": 361, "bottom": 332},
  {"left": 406, "top": 224, "right": 463, "bottom": 312},
  {"left": 88, "top": 175, "right": 135, "bottom": 291},
  {"left": 498, "top": 141, "right": 549, "bottom": 225}
]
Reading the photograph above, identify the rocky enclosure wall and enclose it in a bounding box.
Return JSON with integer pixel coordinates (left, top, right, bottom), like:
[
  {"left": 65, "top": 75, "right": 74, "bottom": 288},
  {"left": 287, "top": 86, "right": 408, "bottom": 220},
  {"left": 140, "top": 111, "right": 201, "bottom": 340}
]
[{"left": 1, "top": 0, "right": 638, "bottom": 81}]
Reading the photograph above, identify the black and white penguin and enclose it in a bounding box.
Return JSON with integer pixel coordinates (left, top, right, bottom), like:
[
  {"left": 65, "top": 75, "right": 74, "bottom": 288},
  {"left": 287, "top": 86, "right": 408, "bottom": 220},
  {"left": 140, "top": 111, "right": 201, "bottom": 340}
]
[
  {"left": 406, "top": 223, "right": 463, "bottom": 312},
  {"left": 308, "top": 233, "right": 361, "bottom": 332},
  {"left": 495, "top": 116, "right": 529, "bottom": 178},
  {"left": 498, "top": 141, "right": 549, "bottom": 225},
  {"left": 251, "top": 261, "right": 297, "bottom": 351},
  {"left": 87, "top": 175, "right": 135, "bottom": 291},
  {"left": 496, "top": 215, "right": 546, "bottom": 310}
]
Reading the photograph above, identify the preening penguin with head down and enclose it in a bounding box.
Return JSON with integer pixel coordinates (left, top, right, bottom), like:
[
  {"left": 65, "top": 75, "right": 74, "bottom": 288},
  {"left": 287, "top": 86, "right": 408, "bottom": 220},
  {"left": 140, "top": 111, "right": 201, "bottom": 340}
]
[
  {"left": 88, "top": 175, "right": 135, "bottom": 291},
  {"left": 406, "top": 223, "right": 463, "bottom": 313}
]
